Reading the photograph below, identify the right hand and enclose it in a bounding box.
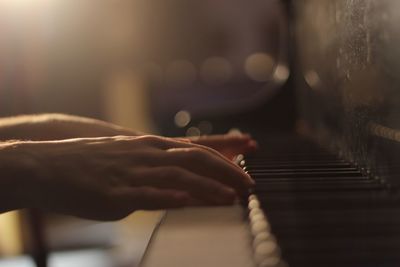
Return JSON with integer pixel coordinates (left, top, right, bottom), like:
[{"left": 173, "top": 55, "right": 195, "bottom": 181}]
[{"left": 16, "top": 135, "right": 253, "bottom": 220}]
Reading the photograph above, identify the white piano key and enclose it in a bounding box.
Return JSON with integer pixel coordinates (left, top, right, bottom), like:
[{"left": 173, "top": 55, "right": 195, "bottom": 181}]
[{"left": 251, "top": 220, "right": 270, "bottom": 236}]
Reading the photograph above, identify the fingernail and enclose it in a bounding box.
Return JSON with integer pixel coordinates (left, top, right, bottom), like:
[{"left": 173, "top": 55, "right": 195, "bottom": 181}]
[
  {"left": 245, "top": 173, "right": 256, "bottom": 186},
  {"left": 248, "top": 179, "right": 256, "bottom": 187}
]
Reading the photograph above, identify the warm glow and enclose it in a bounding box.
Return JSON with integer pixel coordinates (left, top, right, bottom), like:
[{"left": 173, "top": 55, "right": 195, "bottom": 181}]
[
  {"left": 245, "top": 53, "right": 275, "bottom": 82},
  {"left": 103, "top": 70, "right": 156, "bottom": 133},
  {"left": 186, "top": 126, "right": 201, "bottom": 137},
  {"left": 0, "top": 0, "right": 48, "bottom": 10},
  {"left": 228, "top": 128, "right": 244, "bottom": 136},
  {"left": 273, "top": 64, "right": 290, "bottom": 83},
  {"left": 304, "top": 70, "right": 321, "bottom": 89},
  {"left": 174, "top": 110, "right": 191, "bottom": 128},
  {"left": 0, "top": 212, "right": 23, "bottom": 256}
]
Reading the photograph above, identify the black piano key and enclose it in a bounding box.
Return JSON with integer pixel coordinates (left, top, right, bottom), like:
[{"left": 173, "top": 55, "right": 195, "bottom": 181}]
[
  {"left": 244, "top": 162, "right": 354, "bottom": 169},
  {"left": 246, "top": 159, "right": 344, "bottom": 164},
  {"left": 244, "top": 135, "right": 400, "bottom": 267},
  {"left": 253, "top": 180, "right": 384, "bottom": 192},
  {"left": 245, "top": 167, "right": 358, "bottom": 172},
  {"left": 251, "top": 170, "right": 363, "bottom": 178},
  {"left": 255, "top": 191, "right": 397, "bottom": 210}
]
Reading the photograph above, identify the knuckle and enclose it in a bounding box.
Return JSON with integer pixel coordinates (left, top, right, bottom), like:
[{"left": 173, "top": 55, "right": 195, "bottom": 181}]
[
  {"left": 187, "top": 147, "right": 208, "bottom": 161},
  {"left": 111, "top": 136, "right": 136, "bottom": 147},
  {"left": 139, "top": 135, "right": 166, "bottom": 148},
  {"left": 141, "top": 135, "right": 161, "bottom": 143},
  {"left": 114, "top": 135, "right": 134, "bottom": 142}
]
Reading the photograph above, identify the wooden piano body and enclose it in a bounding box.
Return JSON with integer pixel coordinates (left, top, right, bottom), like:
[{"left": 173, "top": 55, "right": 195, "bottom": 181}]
[{"left": 142, "top": 1, "right": 400, "bottom": 266}]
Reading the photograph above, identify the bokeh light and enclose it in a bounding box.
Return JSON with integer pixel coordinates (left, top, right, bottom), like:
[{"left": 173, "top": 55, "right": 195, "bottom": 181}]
[
  {"left": 304, "top": 70, "right": 321, "bottom": 89},
  {"left": 174, "top": 110, "right": 191, "bottom": 128},
  {"left": 273, "top": 64, "right": 290, "bottom": 83},
  {"left": 245, "top": 53, "right": 275, "bottom": 82},
  {"left": 186, "top": 126, "right": 201, "bottom": 137}
]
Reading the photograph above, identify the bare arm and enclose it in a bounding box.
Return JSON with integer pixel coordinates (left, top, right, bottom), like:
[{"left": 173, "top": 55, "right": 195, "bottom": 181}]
[{"left": 0, "top": 113, "right": 142, "bottom": 141}]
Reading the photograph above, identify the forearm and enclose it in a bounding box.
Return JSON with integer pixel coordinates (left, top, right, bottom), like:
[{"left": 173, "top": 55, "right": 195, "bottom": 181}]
[{"left": 0, "top": 114, "right": 143, "bottom": 141}]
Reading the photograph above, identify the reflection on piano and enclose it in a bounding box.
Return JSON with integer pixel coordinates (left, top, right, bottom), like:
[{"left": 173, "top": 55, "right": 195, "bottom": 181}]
[{"left": 142, "top": 0, "right": 400, "bottom": 266}]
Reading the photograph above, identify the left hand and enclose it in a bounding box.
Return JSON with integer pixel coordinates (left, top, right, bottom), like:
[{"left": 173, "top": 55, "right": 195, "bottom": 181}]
[
  {"left": 3, "top": 114, "right": 258, "bottom": 159},
  {"left": 49, "top": 114, "right": 260, "bottom": 159},
  {"left": 181, "top": 134, "right": 258, "bottom": 160}
]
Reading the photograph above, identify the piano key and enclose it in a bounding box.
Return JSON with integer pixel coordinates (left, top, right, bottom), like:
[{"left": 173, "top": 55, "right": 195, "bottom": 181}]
[
  {"left": 253, "top": 232, "right": 276, "bottom": 248},
  {"left": 242, "top": 134, "right": 400, "bottom": 267},
  {"left": 245, "top": 167, "right": 359, "bottom": 173},
  {"left": 251, "top": 170, "right": 364, "bottom": 178},
  {"left": 253, "top": 180, "right": 384, "bottom": 192},
  {"left": 255, "top": 191, "right": 397, "bottom": 210},
  {"left": 244, "top": 162, "right": 354, "bottom": 169}
]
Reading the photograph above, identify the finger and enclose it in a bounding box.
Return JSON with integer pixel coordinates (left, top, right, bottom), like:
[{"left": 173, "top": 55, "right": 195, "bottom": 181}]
[
  {"left": 191, "top": 134, "right": 258, "bottom": 151},
  {"left": 190, "top": 133, "right": 252, "bottom": 143},
  {"left": 173, "top": 138, "right": 192, "bottom": 143},
  {"left": 189, "top": 134, "right": 258, "bottom": 159},
  {"left": 105, "top": 138, "right": 240, "bottom": 171},
  {"left": 162, "top": 147, "right": 255, "bottom": 194},
  {"left": 133, "top": 135, "right": 194, "bottom": 150},
  {"left": 135, "top": 135, "right": 245, "bottom": 172},
  {"left": 116, "top": 187, "right": 190, "bottom": 210},
  {"left": 218, "top": 142, "right": 259, "bottom": 160},
  {"left": 187, "top": 142, "right": 249, "bottom": 171},
  {"left": 128, "top": 166, "right": 237, "bottom": 205}
]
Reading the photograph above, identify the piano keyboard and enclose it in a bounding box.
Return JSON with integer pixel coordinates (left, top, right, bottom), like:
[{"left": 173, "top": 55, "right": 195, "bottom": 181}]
[{"left": 244, "top": 135, "right": 400, "bottom": 267}]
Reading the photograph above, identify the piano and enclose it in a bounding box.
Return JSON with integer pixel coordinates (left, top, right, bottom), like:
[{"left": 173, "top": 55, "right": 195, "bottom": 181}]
[{"left": 141, "top": 0, "right": 400, "bottom": 266}]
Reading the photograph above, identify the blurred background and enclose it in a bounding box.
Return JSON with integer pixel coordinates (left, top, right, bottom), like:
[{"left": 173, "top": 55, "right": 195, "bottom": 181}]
[
  {"left": 0, "top": 0, "right": 291, "bottom": 266},
  {"left": 0, "top": 0, "right": 291, "bottom": 136}
]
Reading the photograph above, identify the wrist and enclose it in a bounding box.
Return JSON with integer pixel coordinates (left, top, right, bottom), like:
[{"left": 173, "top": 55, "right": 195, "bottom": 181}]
[
  {"left": 0, "top": 141, "right": 46, "bottom": 212},
  {"left": 45, "top": 114, "right": 141, "bottom": 138}
]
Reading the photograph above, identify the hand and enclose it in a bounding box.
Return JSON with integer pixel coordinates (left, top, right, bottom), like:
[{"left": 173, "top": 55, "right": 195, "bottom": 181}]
[
  {"left": 181, "top": 134, "right": 258, "bottom": 160},
  {"left": 0, "top": 114, "right": 258, "bottom": 161},
  {"left": 13, "top": 135, "right": 253, "bottom": 220}
]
